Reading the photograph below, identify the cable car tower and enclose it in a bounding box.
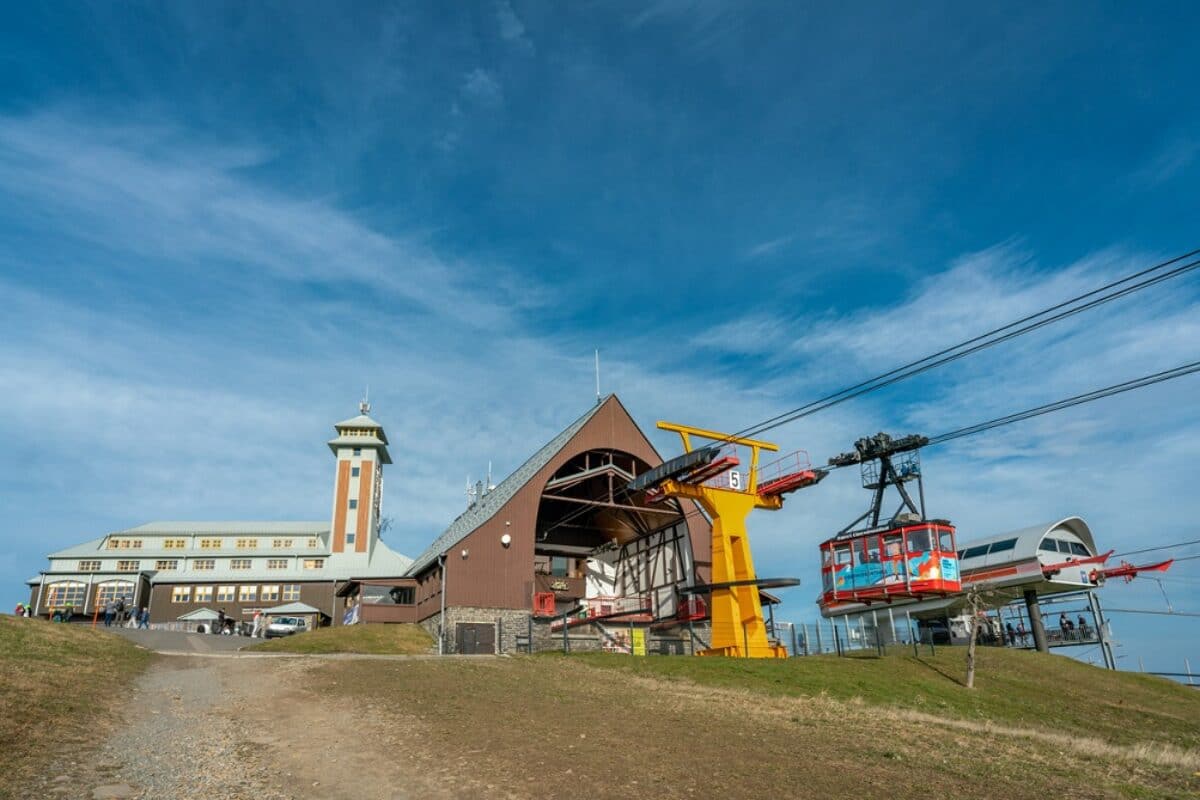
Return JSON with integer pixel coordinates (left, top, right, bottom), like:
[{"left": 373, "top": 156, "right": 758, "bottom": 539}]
[
  {"left": 830, "top": 432, "right": 930, "bottom": 533},
  {"left": 819, "top": 433, "right": 961, "bottom": 614},
  {"left": 628, "top": 422, "right": 825, "bottom": 658}
]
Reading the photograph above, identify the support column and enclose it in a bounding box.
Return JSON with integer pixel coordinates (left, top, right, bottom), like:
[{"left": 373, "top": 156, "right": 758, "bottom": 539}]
[
  {"left": 1089, "top": 591, "right": 1116, "bottom": 670},
  {"left": 1023, "top": 588, "right": 1049, "bottom": 653}
]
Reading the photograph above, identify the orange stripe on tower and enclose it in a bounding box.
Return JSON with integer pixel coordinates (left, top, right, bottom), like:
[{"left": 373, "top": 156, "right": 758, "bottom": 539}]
[
  {"left": 332, "top": 460, "right": 351, "bottom": 552},
  {"left": 355, "top": 461, "right": 373, "bottom": 553}
]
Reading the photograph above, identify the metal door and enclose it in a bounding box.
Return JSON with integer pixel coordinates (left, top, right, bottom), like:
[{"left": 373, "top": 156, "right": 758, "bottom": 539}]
[{"left": 455, "top": 622, "right": 495, "bottom": 654}]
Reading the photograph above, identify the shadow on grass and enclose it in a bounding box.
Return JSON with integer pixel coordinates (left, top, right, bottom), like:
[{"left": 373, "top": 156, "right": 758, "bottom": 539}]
[{"left": 912, "top": 656, "right": 967, "bottom": 688}]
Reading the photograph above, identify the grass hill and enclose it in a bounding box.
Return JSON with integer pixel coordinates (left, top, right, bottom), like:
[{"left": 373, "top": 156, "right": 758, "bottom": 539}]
[
  {"left": 573, "top": 645, "right": 1200, "bottom": 752},
  {"left": 247, "top": 622, "right": 434, "bottom": 654},
  {"left": 0, "top": 616, "right": 150, "bottom": 796}
]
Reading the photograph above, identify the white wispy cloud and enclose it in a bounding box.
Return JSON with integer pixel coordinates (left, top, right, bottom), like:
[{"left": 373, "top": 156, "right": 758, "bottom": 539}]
[
  {"left": 496, "top": 1, "right": 534, "bottom": 53},
  {"left": 1131, "top": 135, "right": 1198, "bottom": 187},
  {"left": 462, "top": 68, "right": 504, "bottom": 107},
  {"left": 743, "top": 235, "right": 794, "bottom": 260},
  {"left": 0, "top": 110, "right": 528, "bottom": 329}
]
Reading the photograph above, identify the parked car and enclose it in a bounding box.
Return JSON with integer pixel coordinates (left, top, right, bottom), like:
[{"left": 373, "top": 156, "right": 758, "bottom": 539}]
[{"left": 265, "top": 616, "right": 308, "bottom": 638}]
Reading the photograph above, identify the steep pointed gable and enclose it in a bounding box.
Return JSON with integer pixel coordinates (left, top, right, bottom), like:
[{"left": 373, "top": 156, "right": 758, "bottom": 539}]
[{"left": 404, "top": 397, "right": 620, "bottom": 576}]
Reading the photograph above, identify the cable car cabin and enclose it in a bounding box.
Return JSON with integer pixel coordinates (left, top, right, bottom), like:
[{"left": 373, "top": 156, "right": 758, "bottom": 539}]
[{"left": 820, "top": 522, "right": 961, "bottom": 609}]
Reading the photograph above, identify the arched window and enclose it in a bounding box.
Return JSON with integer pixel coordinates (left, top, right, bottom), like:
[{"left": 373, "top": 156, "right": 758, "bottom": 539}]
[
  {"left": 95, "top": 581, "right": 135, "bottom": 607},
  {"left": 44, "top": 581, "right": 86, "bottom": 609}
]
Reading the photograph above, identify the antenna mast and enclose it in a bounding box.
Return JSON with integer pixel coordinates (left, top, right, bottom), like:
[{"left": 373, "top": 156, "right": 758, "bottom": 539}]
[{"left": 594, "top": 349, "right": 601, "bottom": 404}]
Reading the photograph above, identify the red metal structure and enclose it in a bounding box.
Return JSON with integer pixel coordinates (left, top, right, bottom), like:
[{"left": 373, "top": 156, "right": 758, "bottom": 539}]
[{"left": 1094, "top": 558, "right": 1174, "bottom": 583}]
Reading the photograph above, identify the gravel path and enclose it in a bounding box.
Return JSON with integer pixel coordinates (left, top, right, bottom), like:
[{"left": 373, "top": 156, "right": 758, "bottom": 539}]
[{"left": 21, "top": 654, "right": 426, "bottom": 800}]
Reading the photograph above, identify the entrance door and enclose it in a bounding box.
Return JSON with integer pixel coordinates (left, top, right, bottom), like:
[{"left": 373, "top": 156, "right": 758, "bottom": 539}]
[{"left": 456, "top": 622, "right": 495, "bottom": 654}]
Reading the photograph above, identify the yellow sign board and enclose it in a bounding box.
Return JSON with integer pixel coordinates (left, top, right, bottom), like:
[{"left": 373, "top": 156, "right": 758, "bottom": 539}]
[{"left": 631, "top": 628, "right": 646, "bottom": 656}]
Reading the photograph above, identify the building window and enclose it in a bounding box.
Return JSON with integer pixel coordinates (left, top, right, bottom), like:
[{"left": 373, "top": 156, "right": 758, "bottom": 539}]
[
  {"left": 163, "top": 539, "right": 186, "bottom": 549},
  {"left": 351, "top": 466, "right": 360, "bottom": 477},
  {"left": 239, "top": 585, "right": 257, "bottom": 602},
  {"left": 282, "top": 584, "right": 301, "bottom": 601},
  {"left": 117, "top": 560, "right": 140, "bottom": 572},
  {"left": 231, "top": 559, "right": 251, "bottom": 570},
  {"left": 272, "top": 539, "right": 293, "bottom": 549},
  {"left": 78, "top": 560, "right": 101, "bottom": 572},
  {"left": 307, "top": 538, "right": 319, "bottom": 548},
  {"left": 348, "top": 499, "right": 358, "bottom": 510},
  {"left": 236, "top": 538, "right": 259, "bottom": 549},
  {"left": 200, "top": 539, "right": 222, "bottom": 549},
  {"left": 216, "top": 585, "right": 236, "bottom": 602},
  {"left": 96, "top": 581, "right": 135, "bottom": 607},
  {"left": 44, "top": 581, "right": 86, "bottom": 609},
  {"left": 172, "top": 586, "right": 191, "bottom": 603},
  {"left": 107, "top": 538, "right": 144, "bottom": 549},
  {"left": 267, "top": 559, "right": 287, "bottom": 570},
  {"left": 155, "top": 560, "right": 179, "bottom": 571},
  {"left": 302, "top": 559, "right": 324, "bottom": 570},
  {"left": 193, "top": 559, "right": 215, "bottom": 571},
  {"left": 353, "top": 447, "right": 362, "bottom": 456},
  {"left": 194, "top": 586, "right": 213, "bottom": 603},
  {"left": 261, "top": 585, "right": 280, "bottom": 602}
]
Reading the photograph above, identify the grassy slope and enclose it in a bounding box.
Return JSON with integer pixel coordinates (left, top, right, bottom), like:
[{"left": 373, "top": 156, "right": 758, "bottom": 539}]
[
  {"left": 247, "top": 623, "right": 434, "bottom": 654},
  {"left": 571, "top": 646, "right": 1200, "bottom": 751},
  {"left": 0, "top": 616, "right": 151, "bottom": 797}
]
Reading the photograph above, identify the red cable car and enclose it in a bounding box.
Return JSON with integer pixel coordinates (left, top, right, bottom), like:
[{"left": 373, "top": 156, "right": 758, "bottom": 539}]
[
  {"left": 820, "top": 521, "right": 960, "bottom": 609},
  {"left": 818, "top": 433, "right": 961, "bottom": 612}
]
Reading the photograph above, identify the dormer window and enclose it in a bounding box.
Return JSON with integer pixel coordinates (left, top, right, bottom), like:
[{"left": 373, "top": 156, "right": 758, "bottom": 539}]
[{"left": 353, "top": 448, "right": 362, "bottom": 456}]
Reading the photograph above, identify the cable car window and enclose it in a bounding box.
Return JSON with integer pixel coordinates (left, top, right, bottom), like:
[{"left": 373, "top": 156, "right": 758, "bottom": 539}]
[
  {"left": 865, "top": 538, "right": 881, "bottom": 563},
  {"left": 834, "top": 544, "right": 852, "bottom": 565},
  {"left": 883, "top": 534, "right": 903, "bottom": 558},
  {"left": 1069, "top": 542, "right": 1090, "bottom": 556},
  {"left": 1040, "top": 538, "right": 1061, "bottom": 553},
  {"left": 822, "top": 548, "right": 832, "bottom": 565},
  {"left": 938, "top": 530, "right": 953, "bottom": 552},
  {"left": 961, "top": 545, "right": 989, "bottom": 559},
  {"left": 906, "top": 528, "right": 932, "bottom": 553},
  {"left": 988, "top": 538, "right": 1017, "bottom": 554}
]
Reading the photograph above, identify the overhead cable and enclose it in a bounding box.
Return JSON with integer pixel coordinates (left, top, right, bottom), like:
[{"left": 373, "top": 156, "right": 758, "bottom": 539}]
[{"left": 708, "top": 247, "right": 1200, "bottom": 446}]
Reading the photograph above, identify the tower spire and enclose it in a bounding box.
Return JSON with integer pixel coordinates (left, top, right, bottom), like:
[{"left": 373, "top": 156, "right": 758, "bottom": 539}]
[{"left": 360, "top": 384, "right": 371, "bottom": 415}]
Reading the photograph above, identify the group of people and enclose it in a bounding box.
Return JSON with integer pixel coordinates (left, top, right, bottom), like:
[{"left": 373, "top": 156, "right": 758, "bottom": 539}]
[
  {"left": 1058, "top": 613, "right": 1092, "bottom": 641},
  {"left": 208, "top": 609, "right": 265, "bottom": 637},
  {"left": 1002, "top": 621, "right": 1029, "bottom": 647},
  {"left": 12, "top": 603, "right": 33, "bottom": 618},
  {"left": 103, "top": 597, "right": 149, "bottom": 629}
]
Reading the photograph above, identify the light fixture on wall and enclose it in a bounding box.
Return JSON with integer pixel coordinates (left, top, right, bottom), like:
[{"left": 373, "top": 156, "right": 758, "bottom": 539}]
[
  {"left": 500, "top": 524, "right": 512, "bottom": 548},
  {"left": 461, "top": 548, "right": 469, "bottom": 559}
]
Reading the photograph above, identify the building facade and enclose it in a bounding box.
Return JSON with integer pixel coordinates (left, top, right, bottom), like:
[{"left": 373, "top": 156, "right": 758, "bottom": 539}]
[
  {"left": 27, "top": 403, "right": 412, "bottom": 627},
  {"left": 27, "top": 395, "right": 715, "bottom": 654}
]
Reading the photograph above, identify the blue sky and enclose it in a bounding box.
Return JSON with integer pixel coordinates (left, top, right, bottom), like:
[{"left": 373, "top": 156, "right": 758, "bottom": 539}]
[{"left": 2, "top": 2, "right": 1197, "bottom": 673}]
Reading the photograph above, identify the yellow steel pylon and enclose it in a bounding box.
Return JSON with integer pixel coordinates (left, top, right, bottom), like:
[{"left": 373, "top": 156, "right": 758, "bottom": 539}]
[{"left": 657, "top": 422, "right": 789, "bottom": 658}]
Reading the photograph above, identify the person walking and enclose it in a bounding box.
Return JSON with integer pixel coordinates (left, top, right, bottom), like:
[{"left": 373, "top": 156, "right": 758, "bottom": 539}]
[
  {"left": 251, "top": 610, "right": 263, "bottom": 639},
  {"left": 138, "top": 607, "right": 150, "bottom": 629},
  {"left": 14, "top": 602, "right": 24, "bottom": 617},
  {"left": 103, "top": 599, "right": 115, "bottom": 627},
  {"left": 1005, "top": 622, "right": 1016, "bottom": 647},
  {"left": 1017, "top": 621, "right": 1027, "bottom": 646},
  {"left": 217, "top": 608, "right": 226, "bottom": 635},
  {"left": 1077, "top": 614, "right": 1090, "bottom": 640},
  {"left": 1058, "top": 613, "right": 1069, "bottom": 642}
]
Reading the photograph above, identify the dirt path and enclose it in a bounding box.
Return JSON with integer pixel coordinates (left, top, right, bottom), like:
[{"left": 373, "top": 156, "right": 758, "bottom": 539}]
[{"left": 21, "top": 655, "right": 453, "bottom": 800}]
